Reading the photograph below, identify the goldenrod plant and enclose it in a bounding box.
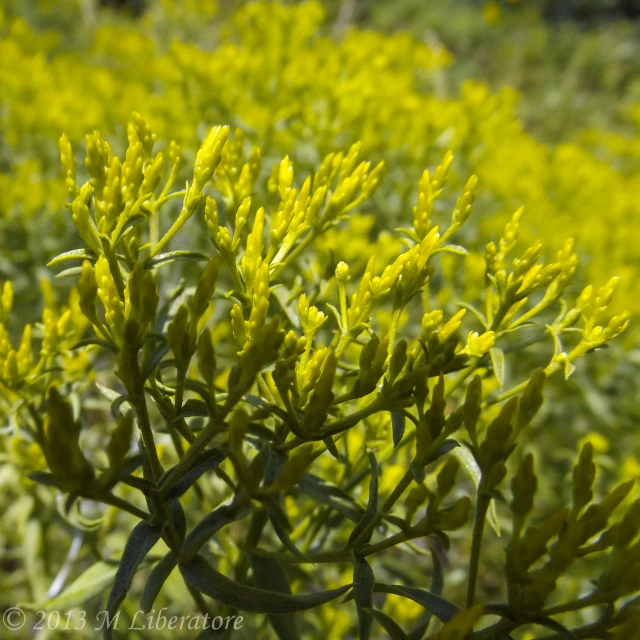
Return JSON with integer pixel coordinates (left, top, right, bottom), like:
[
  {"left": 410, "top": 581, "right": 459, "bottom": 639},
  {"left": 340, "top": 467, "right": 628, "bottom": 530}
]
[{"left": 1, "top": 115, "right": 636, "bottom": 639}]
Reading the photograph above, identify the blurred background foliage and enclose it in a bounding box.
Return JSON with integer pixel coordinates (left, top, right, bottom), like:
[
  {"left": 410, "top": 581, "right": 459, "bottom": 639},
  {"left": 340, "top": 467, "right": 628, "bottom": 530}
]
[{"left": 1, "top": 0, "right": 639, "bottom": 636}]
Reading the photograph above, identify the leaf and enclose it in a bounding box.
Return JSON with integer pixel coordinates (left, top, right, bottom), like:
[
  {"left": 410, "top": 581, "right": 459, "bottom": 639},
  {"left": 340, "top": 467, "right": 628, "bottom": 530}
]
[
  {"left": 161, "top": 448, "right": 227, "bottom": 501},
  {"left": 21, "top": 561, "right": 118, "bottom": 611},
  {"left": 96, "top": 383, "right": 125, "bottom": 406},
  {"left": 456, "top": 302, "right": 488, "bottom": 330},
  {"left": 363, "top": 608, "right": 408, "bottom": 640},
  {"left": 489, "top": 347, "right": 505, "bottom": 388},
  {"left": 145, "top": 250, "right": 209, "bottom": 269},
  {"left": 435, "top": 244, "right": 469, "bottom": 256},
  {"left": 104, "top": 521, "right": 162, "bottom": 640},
  {"left": 298, "top": 474, "right": 364, "bottom": 522},
  {"left": 373, "top": 583, "right": 460, "bottom": 622},
  {"left": 323, "top": 436, "right": 341, "bottom": 460},
  {"left": 347, "top": 450, "right": 379, "bottom": 547},
  {"left": 27, "top": 471, "right": 60, "bottom": 488},
  {"left": 142, "top": 343, "right": 170, "bottom": 381},
  {"left": 408, "top": 548, "right": 445, "bottom": 640},
  {"left": 453, "top": 446, "right": 501, "bottom": 536},
  {"left": 263, "top": 495, "right": 311, "bottom": 563},
  {"left": 140, "top": 551, "right": 178, "bottom": 613},
  {"left": 391, "top": 412, "right": 406, "bottom": 448},
  {"left": 250, "top": 554, "right": 299, "bottom": 640},
  {"left": 353, "top": 554, "right": 375, "bottom": 640},
  {"left": 71, "top": 338, "right": 116, "bottom": 352},
  {"left": 55, "top": 266, "right": 84, "bottom": 278},
  {"left": 175, "top": 398, "right": 209, "bottom": 419},
  {"left": 117, "top": 212, "right": 147, "bottom": 238},
  {"left": 179, "top": 554, "right": 351, "bottom": 614},
  {"left": 47, "top": 248, "right": 95, "bottom": 267},
  {"left": 181, "top": 502, "right": 254, "bottom": 562},
  {"left": 529, "top": 617, "right": 578, "bottom": 640}
]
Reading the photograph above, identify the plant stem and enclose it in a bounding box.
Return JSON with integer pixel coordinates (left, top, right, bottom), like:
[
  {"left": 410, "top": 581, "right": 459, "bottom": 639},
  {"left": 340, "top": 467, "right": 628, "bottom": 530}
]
[
  {"left": 466, "top": 492, "right": 490, "bottom": 608},
  {"left": 130, "top": 351, "right": 164, "bottom": 481},
  {"left": 352, "top": 468, "right": 413, "bottom": 547},
  {"left": 93, "top": 492, "right": 150, "bottom": 520}
]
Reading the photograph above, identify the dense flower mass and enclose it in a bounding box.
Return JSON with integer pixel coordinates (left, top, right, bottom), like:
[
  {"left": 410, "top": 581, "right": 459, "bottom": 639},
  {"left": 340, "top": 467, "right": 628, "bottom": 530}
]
[{"left": 0, "top": 2, "right": 639, "bottom": 639}]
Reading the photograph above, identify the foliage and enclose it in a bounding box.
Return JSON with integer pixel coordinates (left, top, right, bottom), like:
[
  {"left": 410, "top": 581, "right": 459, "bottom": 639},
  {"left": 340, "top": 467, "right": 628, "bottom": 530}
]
[
  {"left": 0, "top": 115, "right": 636, "bottom": 639},
  {"left": 0, "top": 2, "right": 639, "bottom": 639}
]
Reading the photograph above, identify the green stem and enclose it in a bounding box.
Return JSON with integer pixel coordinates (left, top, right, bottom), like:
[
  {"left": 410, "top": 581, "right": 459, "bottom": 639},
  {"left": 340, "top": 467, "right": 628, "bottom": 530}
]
[
  {"left": 92, "top": 492, "right": 149, "bottom": 521},
  {"left": 352, "top": 468, "right": 413, "bottom": 548},
  {"left": 466, "top": 492, "right": 490, "bottom": 608},
  {"left": 130, "top": 351, "right": 164, "bottom": 481},
  {"left": 271, "top": 230, "right": 317, "bottom": 279}
]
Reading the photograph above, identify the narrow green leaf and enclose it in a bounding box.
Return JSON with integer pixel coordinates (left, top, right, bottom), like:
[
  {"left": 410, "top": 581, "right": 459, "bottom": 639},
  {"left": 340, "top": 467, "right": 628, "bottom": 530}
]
[
  {"left": 181, "top": 502, "right": 254, "bottom": 562},
  {"left": 348, "top": 450, "right": 379, "bottom": 547},
  {"left": 453, "top": 446, "right": 501, "bottom": 536},
  {"left": 391, "top": 412, "right": 406, "bottom": 448},
  {"left": 408, "top": 548, "right": 445, "bottom": 640},
  {"left": 27, "top": 471, "right": 60, "bottom": 488},
  {"left": 21, "top": 562, "right": 118, "bottom": 611},
  {"left": 353, "top": 554, "right": 375, "bottom": 640},
  {"left": 435, "top": 244, "right": 469, "bottom": 256},
  {"left": 374, "top": 583, "right": 459, "bottom": 622},
  {"left": 250, "top": 554, "right": 299, "bottom": 640},
  {"left": 55, "top": 266, "right": 84, "bottom": 278},
  {"left": 323, "top": 436, "right": 341, "bottom": 460},
  {"left": 104, "top": 521, "right": 162, "bottom": 640},
  {"left": 489, "top": 347, "right": 505, "bottom": 388},
  {"left": 299, "top": 474, "right": 364, "bottom": 522},
  {"left": 363, "top": 608, "right": 408, "bottom": 640},
  {"left": 162, "top": 448, "right": 227, "bottom": 501},
  {"left": 140, "top": 551, "right": 178, "bottom": 613},
  {"left": 47, "top": 248, "right": 94, "bottom": 267},
  {"left": 179, "top": 554, "right": 351, "bottom": 613},
  {"left": 263, "top": 495, "right": 311, "bottom": 563},
  {"left": 145, "top": 250, "right": 209, "bottom": 269}
]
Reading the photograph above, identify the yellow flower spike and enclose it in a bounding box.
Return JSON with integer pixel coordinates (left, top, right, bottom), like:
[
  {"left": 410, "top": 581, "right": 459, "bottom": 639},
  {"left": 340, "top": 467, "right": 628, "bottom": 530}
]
[
  {"left": 59, "top": 133, "right": 78, "bottom": 199},
  {"left": 0, "top": 281, "right": 13, "bottom": 321},
  {"left": 140, "top": 152, "right": 164, "bottom": 198},
  {"left": 194, "top": 125, "right": 230, "bottom": 192},
  {"left": 451, "top": 174, "right": 478, "bottom": 228},
  {"left": 78, "top": 260, "right": 99, "bottom": 323},
  {"left": 241, "top": 206, "right": 265, "bottom": 292},
  {"left": 498, "top": 206, "right": 525, "bottom": 261},
  {"left": 421, "top": 310, "right": 444, "bottom": 341},
  {"left": 122, "top": 137, "right": 145, "bottom": 203},
  {"left": 41, "top": 308, "right": 59, "bottom": 358},
  {"left": 84, "top": 131, "right": 110, "bottom": 196},
  {"left": 439, "top": 309, "right": 466, "bottom": 343},
  {"left": 231, "top": 303, "right": 248, "bottom": 350},
  {"left": 433, "top": 149, "right": 454, "bottom": 193},
  {"left": 463, "top": 330, "right": 496, "bottom": 358},
  {"left": 168, "top": 140, "right": 183, "bottom": 172},
  {"left": 604, "top": 311, "right": 631, "bottom": 341},
  {"left": 413, "top": 168, "right": 433, "bottom": 239},
  {"left": 233, "top": 196, "right": 251, "bottom": 247},
  {"left": 131, "top": 111, "right": 156, "bottom": 158},
  {"left": 71, "top": 183, "right": 102, "bottom": 255},
  {"left": 362, "top": 160, "right": 385, "bottom": 199},
  {"left": 277, "top": 155, "right": 294, "bottom": 200},
  {"left": 95, "top": 256, "right": 125, "bottom": 341},
  {"left": 596, "top": 276, "right": 621, "bottom": 309},
  {"left": 3, "top": 350, "right": 19, "bottom": 386},
  {"left": 95, "top": 156, "right": 123, "bottom": 234},
  {"left": 347, "top": 255, "right": 376, "bottom": 328},
  {"left": 16, "top": 325, "right": 32, "bottom": 376},
  {"left": 204, "top": 196, "right": 219, "bottom": 239}
]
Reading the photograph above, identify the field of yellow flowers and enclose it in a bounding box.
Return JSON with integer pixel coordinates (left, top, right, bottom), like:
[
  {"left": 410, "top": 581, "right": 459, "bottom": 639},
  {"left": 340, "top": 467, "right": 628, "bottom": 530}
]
[{"left": 0, "top": 1, "right": 639, "bottom": 639}]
